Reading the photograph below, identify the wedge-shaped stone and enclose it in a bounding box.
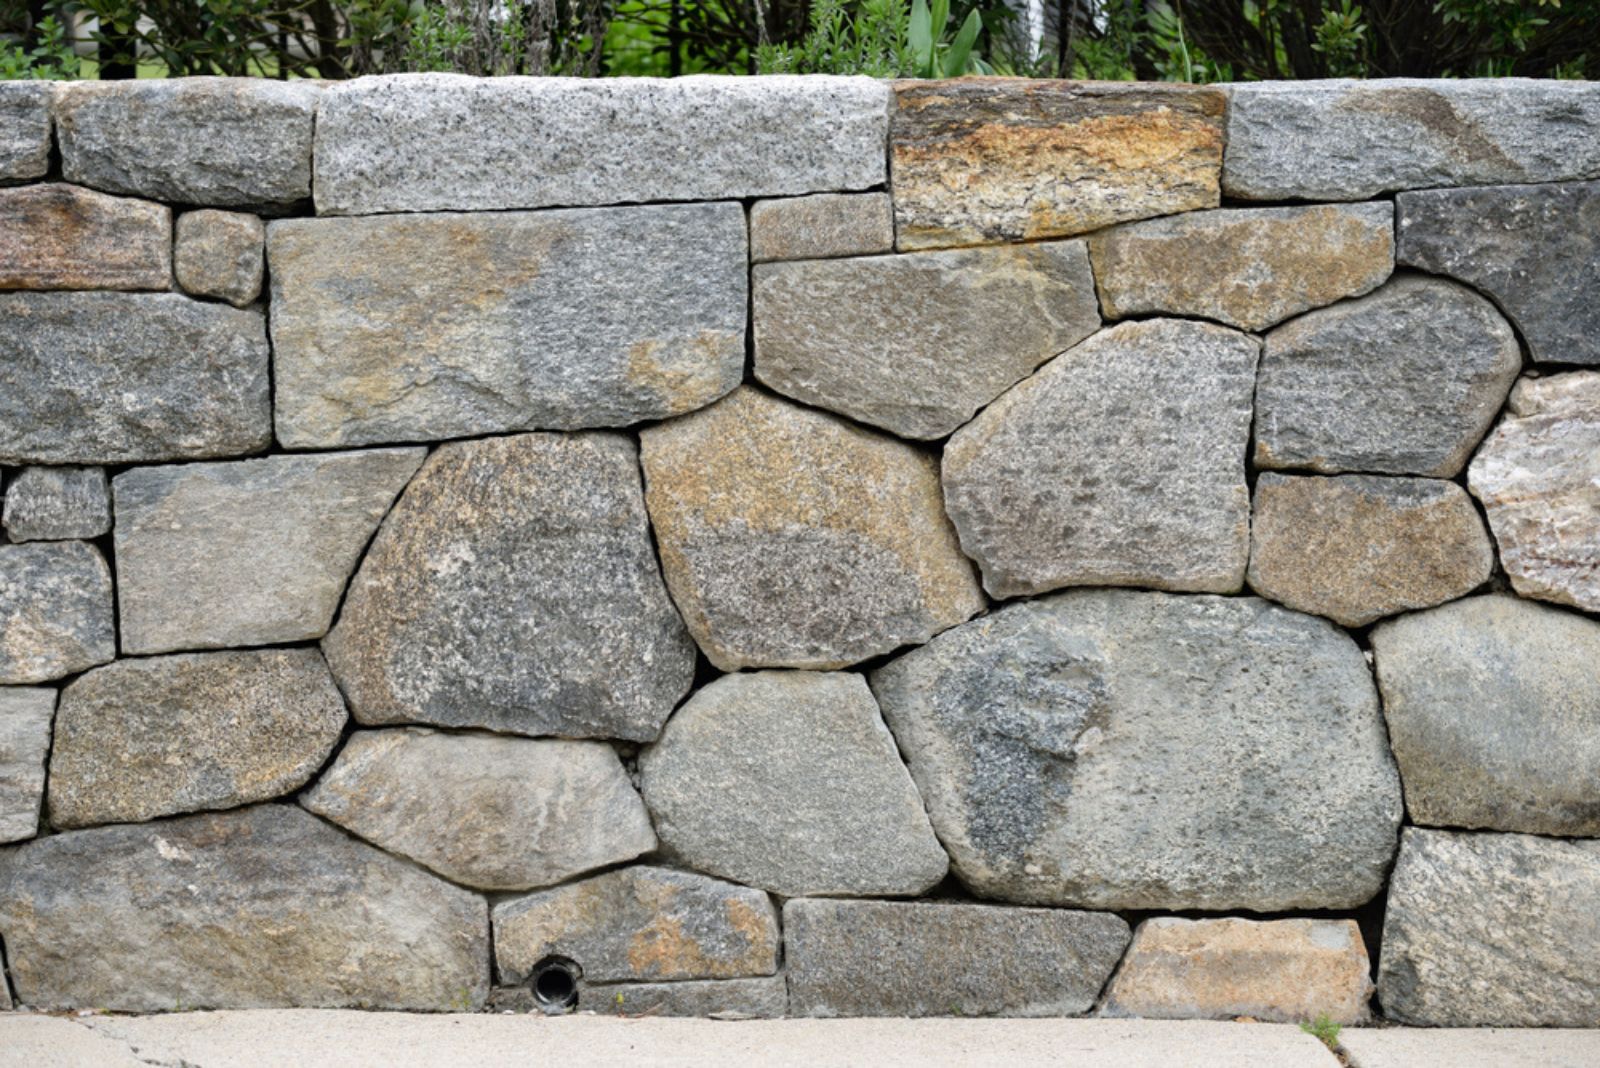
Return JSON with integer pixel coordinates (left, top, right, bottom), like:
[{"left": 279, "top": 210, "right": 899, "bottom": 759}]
[
  {"left": 0, "top": 687, "right": 53, "bottom": 844},
  {"left": 892, "top": 80, "right": 1225, "bottom": 250},
  {"left": 754, "top": 242, "right": 1100, "bottom": 439},
  {"left": 584, "top": 976, "right": 788, "bottom": 1019},
  {"left": 114, "top": 448, "right": 425, "bottom": 655},
  {"left": 1102, "top": 918, "right": 1373, "bottom": 1024},
  {"left": 943, "top": 319, "right": 1257, "bottom": 598},
  {"left": 269, "top": 204, "right": 746, "bottom": 448},
  {"left": 1378, "top": 828, "right": 1600, "bottom": 1026},
  {"left": 1372, "top": 595, "right": 1600, "bottom": 837},
  {"left": 1090, "top": 203, "right": 1394, "bottom": 331},
  {"left": 786, "top": 899, "right": 1130, "bottom": 1018},
  {"left": 0, "top": 805, "right": 489, "bottom": 1012},
  {"left": 315, "top": 74, "right": 888, "bottom": 215},
  {"left": 0, "top": 82, "right": 51, "bottom": 182},
  {"left": 0, "top": 542, "right": 114, "bottom": 685},
  {"left": 640, "top": 388, "right": 983, "bottom": 670},
  {"left": 640, "top": 671, "right": 948, "bottom": 898},
  {"left": 871, "top": 591, "right": 1401, "bottom": 910},
  {"left": 1469, "top": 373, "right": 1600, "bottom": 612},
  {"left": 0, "top": 292, "right": 270, "bottom": 465},
  {"left": 749, "top": 192, "right": 893, "bottom": 263},
  {"left": 304, "top": 729, "right": 656, "bottom": 891},
  {"left": 1247, "top": 474, "right": 1493, "bottom": 627},
  {"left": 46, "top": 650, "right": 348, "bottom": 830},
  {"left": 54, "top": 79, "right": 319, "bottom": 208},
  {"left": 1226, "top": 79, "right": 1600, "bottom": 200},
  {"left": 493, "top": 866, "right": 779, "bottom": 985},
  {"left": 175, "top": 209, "right": 264, "bottom": 307},
  {"left": 0, "top": 184, "right": 170, "bottom": 291},
  {"left": 2, "top": 467, "right": 110, "bottom": 543},
  {"left": 325, "top": 433, "right": 695, "bottom": 741},
  {"left": 1255, "top": 276, "right": 1519, "bottom": 477}
]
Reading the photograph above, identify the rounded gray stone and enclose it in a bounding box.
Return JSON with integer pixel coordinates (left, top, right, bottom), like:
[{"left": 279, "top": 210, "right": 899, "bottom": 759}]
[
  {"left": 175, "top": 209, "right": 265, "bottom": 307},
  {"left": 0, "top": 541, "right": 114, "bottom": 685},
  {"left": 0, "top": 82, "right": 51, "bottom": 182},
  {"left": 2, "top": 466, "right": 110, "bottom": 543}
]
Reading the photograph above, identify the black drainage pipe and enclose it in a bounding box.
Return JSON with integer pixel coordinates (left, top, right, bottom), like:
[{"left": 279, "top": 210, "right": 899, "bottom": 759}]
[{"left": 530, "top": 956, "right": 580, "bottom": 1014}]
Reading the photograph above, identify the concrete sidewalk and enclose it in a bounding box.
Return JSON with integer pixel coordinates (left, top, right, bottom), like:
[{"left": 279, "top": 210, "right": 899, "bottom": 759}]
[{"left": 1, "top": 1011, "right": 1596, "bottom": 1067}]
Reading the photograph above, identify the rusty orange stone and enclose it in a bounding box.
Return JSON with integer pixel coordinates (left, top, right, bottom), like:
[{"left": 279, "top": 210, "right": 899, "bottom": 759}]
[{"left": 0, "top": 183, "right": 170, "bottom": 291}]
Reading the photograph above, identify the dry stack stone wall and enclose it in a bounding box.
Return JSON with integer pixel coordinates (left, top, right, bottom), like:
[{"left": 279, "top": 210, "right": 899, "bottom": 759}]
[{"left": 0, "top": 74, "right": 1598, "bottom": 1026}]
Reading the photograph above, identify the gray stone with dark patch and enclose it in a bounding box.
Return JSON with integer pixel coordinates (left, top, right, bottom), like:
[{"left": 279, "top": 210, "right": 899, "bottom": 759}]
[
  {"left": 0, "top": 82, "right": 51, "bottom": 182},
  {"left": 583, "top": 976, "right": 788, "bottom": 1019},
  {"left": 639, "top": 670, "right": 948, "bottom": 898},
  {"left": 1378, "top": 828, "right": 1600, "bottom": 1027},
  {"left": 785, "top": 898, "right": 1130, "bottom": 1017},
  {"left": 870, "top": 590, "right": 1401, "bottom": 911},
  {"left": 1255, "top": 276, "right": 1520, "bottom": 477},
  {"left": 2, "top": 467, "right": 110, "bottom": 543},
  {"left": 0, "top": 687, "right": 54, "bottom": 844},
  {"left": 0, "top": 804, "right": 489, "bottom": 1012},
  {"left": 749, "top": 192, "right": 893, "bottom": 263},
  {"left": 324, "top": 432, "right": 695, "bottom": 742},
  {"left": 175, "top": 210, "right": 265, "bottom": 307},
  {"left": 46, "top": 649, "right": 348, "bottom": 830},
  {"left": 0, "top": 542, "right": 114, "bottom": 685}
]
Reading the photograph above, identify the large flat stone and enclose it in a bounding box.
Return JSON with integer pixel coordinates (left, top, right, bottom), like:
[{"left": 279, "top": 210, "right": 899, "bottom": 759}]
[
  {"left": 54, "top": 79, "right": 319, "bottom": 208},
  {"left": 1255, "top": 276, "right": 1520, "bottom": 477},
  {"left": 1377, "top": 828, "right": 1600, "bottom": 1026},
  {"left": 582, "top": 976, "right": 788, "bottom": 1020},
  {"left": 943, "top": 319, "right": 1257, "bottom": 598},
  {"left": 0, "top": 804, "right": 489, "bottom": 1012},
  {"left": 753, "top": 242, "right": 1100, "bottom": 439},
  {"left": 114, "top": 448, "right": 425, "bottom": 655},
  {"left": 2, "top": 466, "right": 110, "bottom": 543},
  {"left": 1372, "top": 595, "right": 1600, "bottom": 837},
  {"left": 1090, "top": 203, "right": 1393, "bottom": 331},
  {"left": 324, "top": 433, "right": 695, "bottom": 741},
  {"left": 0, "top": 184, "right": 170, "bottom": 291},
  {"left": 0, "top": 542, "right": 114, "bottom": 685},
  {"left": 1225, "top": 79, "right": 1600, "bottom": 200},
  {"left": 785, "top": 898, "right": 1130, "bottom": 1017},
  {"left": 748, "top": 192, "right": 893, "bottom": 263},
  {"left": 303, "top": 728, "right": 656, "bottom": 891},
  {"left": 269, "top": 204, "right": 746, "bottom": 448},
  {"left": 0, "top": 687, "right": 53, "bottom": 844},
  {"left": 46, "top": 649, "right": 348, "bottom": 830},
  {"left": 870, "top": 590, "right": 1401, "bottom": 910},
  {"left": 314, "top": 74, "right": 888, "bottom": 215},
  {"left": 1468, "top": 373, "right": 1600, "bottom": 612},
  {"left": 1247, "top": 474, "right": 1493, "bottom": 627},
  {"left": 493, "top": 866, "right": 779, "bottom": 985},
  {"left": 891, "top": 80, "right": 1224, "bottom": 250},
  {"left": 175, "top": 209, "right": 264, "bottom": 307},
  {"left": 1102, "top": 917, "right": 1372, "bottom": 1024},
  {"left": 639, "top": 388, "right": 983, "bottom": 670},
  {"left": 0, "top": 292, "right": 270, "bottom": 465},
  {"left": 0, "top": 82, "right": 51, "bottom": 182},
  {"left": 639, "top": 670, "right": 948, "bottom": 898}
]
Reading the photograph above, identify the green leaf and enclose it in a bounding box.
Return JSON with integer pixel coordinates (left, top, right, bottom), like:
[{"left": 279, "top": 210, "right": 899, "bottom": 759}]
[
  {"left": 909, "top": 0, "right": 933, "bottom": 74},
  {"left": 930, "top": 0, "right": 950, "bottom": 37},
  {"left": 942, "top": 8, "right": 981, "bottom": 76}
]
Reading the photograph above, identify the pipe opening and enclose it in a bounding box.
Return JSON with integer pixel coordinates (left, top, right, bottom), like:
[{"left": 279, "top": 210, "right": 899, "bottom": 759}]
[{"left": 530, "top": 956, "right": 580, "bottom": 1013}]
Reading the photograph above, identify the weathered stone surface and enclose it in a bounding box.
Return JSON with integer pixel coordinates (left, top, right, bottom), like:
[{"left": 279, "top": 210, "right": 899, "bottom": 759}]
[
  {"left": 785, "top": 899, "right": 1130, "bottom": 1018},
  {"left": 584, "top": 976, "right": 788, "bottom": 1019},
  {"left": 493, "top": 866, "right": 779, "bottom": 985},
  {"left": 325, "top": 433, "right": 695, "bottom": 741},
  {"left": 315, "top": 74, "right": 887, "bottom": 215},
  {"left": 870, "top": 590, "right": 1401, "bottom": 910},
  {"left": 0, "top": 82, "right": 51, "bottom": 182},
  {"left": 1225, "top": 79, "right": 1600, "bottom": 200},
  {"left": 1372, "top": 595, "right": 1600, "bottom": 837},
  {"left": 175, "top": 209, "right": 264, "bottom": 307},
  {"left": 640, "top": 388, "right": 983, "bottom": 670},
  {"left": 1255, "top": 276, "right": 1520, "bottom": 477},
  {"left": 114, "top": 448, "right": 425, "bottom": 655},
  {"left": 749, "top": 192, "right": 893, "bottom": 263},
  {"left": 303, "top": 729, "right": 656, "bottom": 891},
  {"left": 0, "top": 805, "right": 489, "bottom": 1012},
  {"left": 0, "top": 687, "right": 53, "bottom": 844},
  {"left": 1468, "top": 373, "right": 1600, "bottom": 612},
  {"left": 639, "top": 671, "right": 948, "bottom": 898},
  {"left": 1378, "top": 828, "right": 1600, "bottom": 1027},
  {"left": 0, "top": 184, "right": 170, "bottom": 291},
  {"left": 1090, "top": 203, "right": 1394, "bottom": 331},
  {"left": 1247, "top": 474, "right": 1493, "bottom": 627},
  {"left": 1399, "top": 182, "right": 1600, "bottom": 367},
  {"left": 269, "top": 204, "right": 746, "bottom": 449},
  {"left": 1102, "top": 918, "right": 1373, "bottom": 1024},
  {"left": 0, "top": 543, "right": 114, "bottom": 685},
  {"left": 943, "top": 319, "right": 1257, "bottom": 598},
  {"left": 753, "top": 242, "right": 1100, "bottom": 439},
  {"left": 54, "top": 79, "right": 319, "bottom": 208},
  {"left": 46, "top": 649, "right": 348, "bottom": 830},
  {"left": 0, "top": 292, "right": 270, "bottom": 465},
  {"left": 2, "top": 467, "right": 110, "bottom": 543},
  {"left": 892, "top": 80, "right": 1225, "bottom": 250}
]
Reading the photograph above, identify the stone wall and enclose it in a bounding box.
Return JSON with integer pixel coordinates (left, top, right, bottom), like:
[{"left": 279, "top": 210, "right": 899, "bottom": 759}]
[{"left": 0, "top": 74, "right": 1598, "bottom": 1027}]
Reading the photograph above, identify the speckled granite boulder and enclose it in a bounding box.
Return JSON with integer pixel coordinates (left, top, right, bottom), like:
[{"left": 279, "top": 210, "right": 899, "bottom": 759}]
[
  {"left": 0, "top": 542, "right": 114, "bottom": 685},
  {"left": 0, "top": 82, "right": 51, "bottom": 182},
  {"left": 2, "top": 467, "right": 110, "bottom": 543}
]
